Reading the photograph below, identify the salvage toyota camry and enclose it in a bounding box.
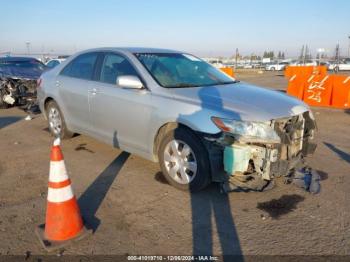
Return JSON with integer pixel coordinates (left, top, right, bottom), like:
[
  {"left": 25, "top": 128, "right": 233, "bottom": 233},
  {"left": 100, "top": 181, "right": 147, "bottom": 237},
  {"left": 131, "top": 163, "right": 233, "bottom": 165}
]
[{"left": 38, "top": 48, "right": 317, "bottom": 192}]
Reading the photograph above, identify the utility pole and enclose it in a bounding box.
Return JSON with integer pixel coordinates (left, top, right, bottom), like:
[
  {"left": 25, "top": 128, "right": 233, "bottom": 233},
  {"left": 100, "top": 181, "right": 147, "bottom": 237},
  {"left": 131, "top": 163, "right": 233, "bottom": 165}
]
[
  {"left": 25, "top": 42, "right": 31, "bottom": 55},
  {"left": 235, "top": 48, "right": 238, "bottom": 69},
  {"left": 299, "top": 45, "right": 305, "bottom": 63},
  {"left": 335, "top": 44, "right": 340, "bottom": 64},
  {"left": 348, "top": 35, "right": 350, "bottom": 58},
  {"left": 304, "top": 45, "right": 309, "bottom": 63}
]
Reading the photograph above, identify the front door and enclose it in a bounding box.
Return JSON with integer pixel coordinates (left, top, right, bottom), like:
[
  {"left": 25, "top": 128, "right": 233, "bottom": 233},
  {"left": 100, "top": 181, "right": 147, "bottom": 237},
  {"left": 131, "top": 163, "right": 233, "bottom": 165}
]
[{"left": 89, "top": 52, "right": 153, "bottom": 154}]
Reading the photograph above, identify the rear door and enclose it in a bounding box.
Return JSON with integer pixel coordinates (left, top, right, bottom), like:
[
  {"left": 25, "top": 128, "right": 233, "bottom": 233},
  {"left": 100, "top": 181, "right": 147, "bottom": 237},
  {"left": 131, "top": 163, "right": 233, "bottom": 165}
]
[
  {"left": 56, "top": 52, "right": 100, "bottom": 133},
  {"left": 89, "top": 52, "right": 153, "bottom": 153}
]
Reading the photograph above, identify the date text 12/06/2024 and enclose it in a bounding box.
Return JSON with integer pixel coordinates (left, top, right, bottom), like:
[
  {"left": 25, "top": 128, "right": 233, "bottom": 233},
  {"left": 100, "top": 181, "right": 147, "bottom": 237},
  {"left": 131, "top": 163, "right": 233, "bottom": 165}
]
[{"left": 127, "top": 255, "right": 219, "bottom": 261}]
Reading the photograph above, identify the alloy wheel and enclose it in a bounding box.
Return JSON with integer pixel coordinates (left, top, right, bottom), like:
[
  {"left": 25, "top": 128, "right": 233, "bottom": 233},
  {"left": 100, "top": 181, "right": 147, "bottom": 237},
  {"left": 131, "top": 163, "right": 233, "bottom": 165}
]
[
  {"left": 163, "top": 139, "right": 197, "bottom": 184},
  {"left": 48, "top": 107, "right": 62, "bottom": 136}
]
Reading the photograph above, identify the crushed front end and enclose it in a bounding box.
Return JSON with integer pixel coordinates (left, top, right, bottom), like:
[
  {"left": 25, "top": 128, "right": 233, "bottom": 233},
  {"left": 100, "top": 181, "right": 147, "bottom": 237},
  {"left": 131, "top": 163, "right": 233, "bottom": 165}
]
[
  {"left": 0, "top": 77, "right": 39, "bottom": 111},
  {"left": 204, "top": 111, "right": 319, "bottom": 193}
]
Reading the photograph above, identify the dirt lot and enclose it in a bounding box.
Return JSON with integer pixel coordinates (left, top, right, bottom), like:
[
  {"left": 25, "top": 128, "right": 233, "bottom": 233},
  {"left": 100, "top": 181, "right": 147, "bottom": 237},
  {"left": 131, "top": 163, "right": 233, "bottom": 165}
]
[{"left": 0, "top": 71, "right": 349, "bottom": 258}]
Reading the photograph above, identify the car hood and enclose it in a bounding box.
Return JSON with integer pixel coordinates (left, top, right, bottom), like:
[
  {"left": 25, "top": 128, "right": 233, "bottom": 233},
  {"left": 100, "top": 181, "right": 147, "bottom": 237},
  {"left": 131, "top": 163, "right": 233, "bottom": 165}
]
[{"left": 168, "top": 82, "right": 309, "bottom": 122}]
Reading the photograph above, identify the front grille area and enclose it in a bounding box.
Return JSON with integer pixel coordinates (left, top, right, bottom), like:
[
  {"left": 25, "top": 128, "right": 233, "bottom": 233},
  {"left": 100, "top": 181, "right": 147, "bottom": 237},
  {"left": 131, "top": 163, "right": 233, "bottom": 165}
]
[{"left": 274, "top": 114, "right": 306, "bottom": 160}]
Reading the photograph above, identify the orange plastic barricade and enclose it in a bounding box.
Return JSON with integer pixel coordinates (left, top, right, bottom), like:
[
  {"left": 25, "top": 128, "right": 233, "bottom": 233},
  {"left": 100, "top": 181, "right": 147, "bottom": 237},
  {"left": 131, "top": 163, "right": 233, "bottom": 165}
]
[
  {"left": 303, "top": 75, "right": 333, "bottom": 107},
  {"left": 287, "top": 74, "right": 306, "bottom": 99},
  {"left": 285, "top": 66, "right": 327, "bottom": 79},
  {"left": 331, "top": 75, "right": 350, "bottom": 109},
  {"left": 220, "top": 67, "right": 235, "bottom": 77},
  {"left": 285, "top": 66, "right": 307, "bottom": 79},
  {"left": 301, "top": 66, "right": 327, "bottom": 77},
  {"left": 312, "top": 66, "right": 327, "bottom": 76},
  {"left": 284, "top": 66, "right": 294, "bottom": 79}
]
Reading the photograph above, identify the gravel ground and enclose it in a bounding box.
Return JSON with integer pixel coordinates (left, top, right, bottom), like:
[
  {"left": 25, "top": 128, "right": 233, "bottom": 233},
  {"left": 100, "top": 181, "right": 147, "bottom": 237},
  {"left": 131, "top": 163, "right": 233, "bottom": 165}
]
[{"left": 0, "top": 71, "right": 349, "bottom": 259}]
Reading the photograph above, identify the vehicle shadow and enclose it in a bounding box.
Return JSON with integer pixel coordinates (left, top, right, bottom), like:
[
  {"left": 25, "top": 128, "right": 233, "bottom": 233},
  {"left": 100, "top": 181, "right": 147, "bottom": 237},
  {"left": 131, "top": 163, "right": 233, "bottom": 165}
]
[
  {"left": 175, "top": 86, "right": 243, "bottom": 259},
  {"left": 324, "top": 142, "right": 350, "bottom": 164},
  {"left": 191, "top": 185, "right": 242, "bottom": 259},
  {"left": 0, "top": 116, "right": 22, "bottom": 129},
  {"left": 78, "top": 151, "right": 130, "bottom": 232}
]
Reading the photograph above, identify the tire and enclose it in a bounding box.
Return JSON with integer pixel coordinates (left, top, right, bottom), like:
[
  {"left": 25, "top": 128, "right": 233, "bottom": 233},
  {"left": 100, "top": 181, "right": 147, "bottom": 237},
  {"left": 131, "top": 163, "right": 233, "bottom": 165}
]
[
  {"left": 158, "top": 127, "right": 211, "bottom": 192},
  {"left": 46, "top": 100, "right": 73, "bottom": 139},
  {"left": 334, "top": 67, "right": 339, "bottom": 73},
  {"left": 0, "top": 89, "right": 9, "bottom": 109},
  {"left": 271, "top": 67, "right": 275, "bottom": 71}
]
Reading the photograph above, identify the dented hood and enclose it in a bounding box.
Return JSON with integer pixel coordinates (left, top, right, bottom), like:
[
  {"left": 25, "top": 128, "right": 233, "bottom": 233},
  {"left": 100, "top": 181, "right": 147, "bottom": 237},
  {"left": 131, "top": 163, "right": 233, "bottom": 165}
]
[
  {"left": 169, "top": 82, "right": 309, "bottom": 122},
  {"left": 0, "top": 66, "right": 44, "bottom": 80},
  {"left": 0, "top": 58, "right": 47, "bottom": 80}
]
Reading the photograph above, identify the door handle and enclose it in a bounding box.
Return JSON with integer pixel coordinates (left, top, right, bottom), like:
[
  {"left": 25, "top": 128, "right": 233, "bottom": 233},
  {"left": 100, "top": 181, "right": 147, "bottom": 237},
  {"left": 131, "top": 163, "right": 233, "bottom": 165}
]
[{"left": 90, "top": 88, "right": 98, "bottom": 95}]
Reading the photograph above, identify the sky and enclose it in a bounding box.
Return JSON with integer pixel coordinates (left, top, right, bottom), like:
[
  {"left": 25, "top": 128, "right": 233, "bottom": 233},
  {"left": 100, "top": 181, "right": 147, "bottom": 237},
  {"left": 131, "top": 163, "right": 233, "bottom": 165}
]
[{"left": 1, "top": 0, "right": 349, "bottom": 57}]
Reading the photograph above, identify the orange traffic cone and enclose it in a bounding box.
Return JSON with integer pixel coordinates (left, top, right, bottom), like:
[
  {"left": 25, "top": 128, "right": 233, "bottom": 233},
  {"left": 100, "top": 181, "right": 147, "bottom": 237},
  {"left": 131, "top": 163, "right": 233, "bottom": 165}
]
[{"left": 36, "top": 138, "right": 90, "bottom": 251}]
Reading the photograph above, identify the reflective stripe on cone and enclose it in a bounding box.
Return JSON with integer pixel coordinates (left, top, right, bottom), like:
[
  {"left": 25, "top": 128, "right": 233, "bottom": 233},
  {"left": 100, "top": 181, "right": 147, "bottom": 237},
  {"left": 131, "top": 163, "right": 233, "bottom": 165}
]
[{"left": 47, "top": 185, "right": 74, "bottom": 203}]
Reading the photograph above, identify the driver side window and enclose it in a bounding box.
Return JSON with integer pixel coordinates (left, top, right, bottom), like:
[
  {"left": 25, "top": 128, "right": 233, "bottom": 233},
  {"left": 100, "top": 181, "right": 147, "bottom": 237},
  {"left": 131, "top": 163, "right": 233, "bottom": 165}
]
[{"left": 100, "top": 53, "right": 138, "bottom": 84}]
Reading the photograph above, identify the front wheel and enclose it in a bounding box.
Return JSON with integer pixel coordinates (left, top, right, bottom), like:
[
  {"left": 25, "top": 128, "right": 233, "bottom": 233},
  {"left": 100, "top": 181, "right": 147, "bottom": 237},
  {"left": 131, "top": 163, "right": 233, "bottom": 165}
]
[
  {"left": 46, "top": 100, "right": 73, "bottom": 139},
  {"left": 158, "top": 127, "right": 211, "bottom": 192}
]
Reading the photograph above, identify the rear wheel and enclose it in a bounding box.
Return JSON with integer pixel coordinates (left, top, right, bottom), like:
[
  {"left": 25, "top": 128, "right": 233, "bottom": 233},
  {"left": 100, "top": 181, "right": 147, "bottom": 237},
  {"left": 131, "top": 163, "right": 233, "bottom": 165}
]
[
  {"left": 158, "top": 127, "right": 211, "bottom": 192},
  {"left": 46, "top": 100, "right": 73, "bottom": 139}
]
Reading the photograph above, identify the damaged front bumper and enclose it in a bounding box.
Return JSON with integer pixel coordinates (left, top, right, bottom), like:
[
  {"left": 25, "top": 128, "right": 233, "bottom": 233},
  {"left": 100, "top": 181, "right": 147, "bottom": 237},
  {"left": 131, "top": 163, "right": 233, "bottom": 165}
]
[
  {"left": 0, "top": 77, "right": 39, "bottom": 111},
  {"left": 202, "top": 111, "right": 319, "bottom": 193}
]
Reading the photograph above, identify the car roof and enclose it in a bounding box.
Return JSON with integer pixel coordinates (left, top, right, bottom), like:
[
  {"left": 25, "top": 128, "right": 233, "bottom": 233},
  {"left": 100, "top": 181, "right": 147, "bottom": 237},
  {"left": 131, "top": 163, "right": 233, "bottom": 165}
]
[
  {"left": 48, "top": 58, "right": 65, "bottom": 62},
  {"left": 0, "top": 56, "right": 39, "bottom": 62},
  {"left": 81, "top": 47, "right": 183, "bottom": 54}
]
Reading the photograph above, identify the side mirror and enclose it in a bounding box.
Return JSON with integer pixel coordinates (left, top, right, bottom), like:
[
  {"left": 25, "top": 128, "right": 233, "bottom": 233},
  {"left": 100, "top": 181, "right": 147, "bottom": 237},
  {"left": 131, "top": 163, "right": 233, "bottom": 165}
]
[{"left": 116, "top": 75, "right": 143, "bottom": 89}]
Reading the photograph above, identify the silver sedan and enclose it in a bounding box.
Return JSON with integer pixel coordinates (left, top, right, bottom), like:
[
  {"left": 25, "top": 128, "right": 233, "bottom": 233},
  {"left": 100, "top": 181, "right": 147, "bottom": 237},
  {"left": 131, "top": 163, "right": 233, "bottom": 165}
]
[{"left": 38, "top": 48, "right": 317, "bottom": 192}]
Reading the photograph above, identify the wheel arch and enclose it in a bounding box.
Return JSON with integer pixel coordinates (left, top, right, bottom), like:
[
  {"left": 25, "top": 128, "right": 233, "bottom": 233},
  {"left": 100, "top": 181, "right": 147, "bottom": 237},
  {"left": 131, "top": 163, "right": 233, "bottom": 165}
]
[
  {"left": 43, "top": 96, "right": 74, "bottom": 139},
  {"left": 154, "top": 121, "right": 214, "bottom": 191},
  {"left": 152, "top": 120, "right": 227, "bottom": 183},
  {"left": 152, "top": 121, "right": 201, "bottom": 161},
  {"left": 43, "top": 97, "right": 55, "bottom": 118}
]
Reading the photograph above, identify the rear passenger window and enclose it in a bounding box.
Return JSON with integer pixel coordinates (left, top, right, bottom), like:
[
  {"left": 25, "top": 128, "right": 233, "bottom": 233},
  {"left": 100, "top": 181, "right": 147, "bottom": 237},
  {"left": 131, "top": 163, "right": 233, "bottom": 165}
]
[
  {"left": 100, "top": 53, "right": 138, "bottom": 84},
  {"left": 61, "top": 53, "right": 98, "bottom": 80}
]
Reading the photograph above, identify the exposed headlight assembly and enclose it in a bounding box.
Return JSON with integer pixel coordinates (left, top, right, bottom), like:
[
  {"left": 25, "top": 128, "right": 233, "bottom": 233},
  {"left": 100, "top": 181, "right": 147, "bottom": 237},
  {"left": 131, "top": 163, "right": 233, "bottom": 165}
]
[{"left": 212, "top": 117, "right": 281, "bottom": 143}]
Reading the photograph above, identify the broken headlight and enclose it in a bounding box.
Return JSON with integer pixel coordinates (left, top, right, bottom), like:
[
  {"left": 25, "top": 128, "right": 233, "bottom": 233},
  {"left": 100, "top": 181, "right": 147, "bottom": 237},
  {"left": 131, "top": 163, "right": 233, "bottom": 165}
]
[{"left": 211, "top": 117, "right": 281, "bottom": 143}]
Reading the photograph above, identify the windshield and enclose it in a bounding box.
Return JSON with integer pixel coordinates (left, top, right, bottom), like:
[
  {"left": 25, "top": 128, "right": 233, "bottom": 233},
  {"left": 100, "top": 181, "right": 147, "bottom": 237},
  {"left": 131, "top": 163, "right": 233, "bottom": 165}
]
[{"left": 134, "top": 53, "right": 236, "bottom": 88}]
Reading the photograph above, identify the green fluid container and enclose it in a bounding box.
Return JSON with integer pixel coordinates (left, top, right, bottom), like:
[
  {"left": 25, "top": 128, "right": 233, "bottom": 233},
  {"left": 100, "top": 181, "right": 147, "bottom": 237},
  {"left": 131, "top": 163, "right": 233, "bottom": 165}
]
[{"left": 224, "top": 144, "right": 251, "bottom": 175}]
